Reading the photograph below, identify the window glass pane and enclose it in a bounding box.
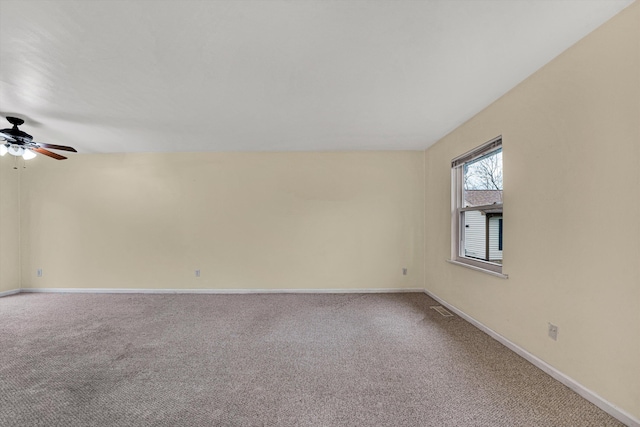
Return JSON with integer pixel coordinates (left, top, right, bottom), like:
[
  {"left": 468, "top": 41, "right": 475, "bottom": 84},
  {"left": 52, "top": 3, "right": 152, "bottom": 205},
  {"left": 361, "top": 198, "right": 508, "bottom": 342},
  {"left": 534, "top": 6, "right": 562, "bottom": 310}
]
[
  {"left": 463, "top": 148, "right": 502, "bottom": 207},
  {"left": 487, "top": 214, "right": 503, "bottom": 264},
  {"left": 462, "top": 210, "right": 486, "bottom": 260},
  {"left": 461, "top": 210, "right": 503, "bottom": 264}
]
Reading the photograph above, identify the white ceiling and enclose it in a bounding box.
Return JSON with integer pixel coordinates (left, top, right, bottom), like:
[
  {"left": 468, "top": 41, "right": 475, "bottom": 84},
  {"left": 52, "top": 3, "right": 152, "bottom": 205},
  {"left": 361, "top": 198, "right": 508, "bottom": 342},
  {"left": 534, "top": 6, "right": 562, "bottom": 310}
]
[{"left": 0, "top": 0, "right": 634, "bottom": 154}]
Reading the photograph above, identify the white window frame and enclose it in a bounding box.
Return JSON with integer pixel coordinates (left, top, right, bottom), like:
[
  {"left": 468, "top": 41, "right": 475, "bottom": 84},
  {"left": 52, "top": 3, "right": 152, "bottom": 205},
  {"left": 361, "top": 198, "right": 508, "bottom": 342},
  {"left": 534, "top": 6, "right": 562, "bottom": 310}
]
[{"left": 450, "top": 136, "right": 506, "bottom": 278}]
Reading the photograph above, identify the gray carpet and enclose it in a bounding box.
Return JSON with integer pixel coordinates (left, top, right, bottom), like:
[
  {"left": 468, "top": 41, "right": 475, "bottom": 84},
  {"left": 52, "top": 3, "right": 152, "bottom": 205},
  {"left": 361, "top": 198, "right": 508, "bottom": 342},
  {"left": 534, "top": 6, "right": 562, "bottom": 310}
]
[{"left": 0, "top": 292, "right": 624, "bottom": 426}]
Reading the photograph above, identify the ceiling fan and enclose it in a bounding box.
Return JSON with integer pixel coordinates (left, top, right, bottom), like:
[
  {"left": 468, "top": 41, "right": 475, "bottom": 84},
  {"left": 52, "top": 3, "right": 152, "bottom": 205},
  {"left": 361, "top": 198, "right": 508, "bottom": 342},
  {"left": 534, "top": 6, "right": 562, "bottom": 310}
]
[{"left": 0, "top": 116, "right": 77, "bottom": 160}]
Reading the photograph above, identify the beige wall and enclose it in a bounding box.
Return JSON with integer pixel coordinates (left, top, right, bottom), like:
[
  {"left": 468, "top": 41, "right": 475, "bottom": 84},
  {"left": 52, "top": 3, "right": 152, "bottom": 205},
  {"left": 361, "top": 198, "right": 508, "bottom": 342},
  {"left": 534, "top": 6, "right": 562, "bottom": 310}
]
[
  {"left": 424, "top": 1, "right": 639, "bottom": 419},
  {"left": 0, "top": 156, "right": 21, "bottom": 293},
  {"left": 20, "top": 151, "right": 424, "bottom": 291}
]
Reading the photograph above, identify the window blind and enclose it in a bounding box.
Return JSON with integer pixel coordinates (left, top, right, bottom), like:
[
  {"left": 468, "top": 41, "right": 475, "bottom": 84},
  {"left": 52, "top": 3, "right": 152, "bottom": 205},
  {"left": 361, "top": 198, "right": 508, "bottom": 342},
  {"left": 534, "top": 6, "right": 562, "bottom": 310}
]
[{"left": 451, "top": 136, "right": 502, "bottom": 168}]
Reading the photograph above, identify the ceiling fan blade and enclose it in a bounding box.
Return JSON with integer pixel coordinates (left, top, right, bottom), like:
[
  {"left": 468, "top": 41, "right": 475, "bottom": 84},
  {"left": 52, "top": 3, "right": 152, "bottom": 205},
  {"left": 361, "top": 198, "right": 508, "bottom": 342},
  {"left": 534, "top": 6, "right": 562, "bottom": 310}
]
[
  {"left": 32, "top": 147, "right": 68, "bottom": 160},
  {"left": 36, "top": 142, "right": 77, "bottom": 152},
  {"left": 0, "top": 130, "right": 15, "bottom": 141}
]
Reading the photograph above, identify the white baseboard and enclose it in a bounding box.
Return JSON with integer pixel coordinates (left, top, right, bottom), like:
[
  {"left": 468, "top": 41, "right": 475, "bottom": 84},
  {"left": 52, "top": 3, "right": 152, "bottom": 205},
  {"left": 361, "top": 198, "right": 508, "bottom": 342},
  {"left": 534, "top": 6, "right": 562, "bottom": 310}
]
[
  {"left": 424, "top": 289, "right": 639, "bottom": 427},
  {"left": 19, "top": 287, "right": 424, "bottom": 295},
  {"left": 0, "top": 288, "right": 21, "bottom": 298}
]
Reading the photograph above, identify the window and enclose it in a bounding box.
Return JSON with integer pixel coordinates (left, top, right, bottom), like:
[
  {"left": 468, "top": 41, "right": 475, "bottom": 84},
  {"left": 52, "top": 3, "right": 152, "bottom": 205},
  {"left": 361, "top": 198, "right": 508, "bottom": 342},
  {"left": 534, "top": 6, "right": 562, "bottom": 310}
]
[{"left": 451, "top": 136, "right": 504, "bottom": 275}]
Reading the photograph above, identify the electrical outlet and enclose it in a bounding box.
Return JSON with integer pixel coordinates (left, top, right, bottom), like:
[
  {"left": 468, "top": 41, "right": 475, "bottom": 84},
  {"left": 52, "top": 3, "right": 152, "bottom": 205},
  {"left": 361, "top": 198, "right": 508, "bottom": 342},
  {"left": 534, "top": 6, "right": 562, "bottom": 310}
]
[
  {"left": 195, "top": 269, "right": 201, "bottom": 278},
  {"left": 402, "top": 267, "right": 408, "bottom": 275},
  {"left": 548, "top": 323, "right": 558, "bottom": 341},
  {"left": 37, "top": 269, "right": 43, "bottom": 277}
]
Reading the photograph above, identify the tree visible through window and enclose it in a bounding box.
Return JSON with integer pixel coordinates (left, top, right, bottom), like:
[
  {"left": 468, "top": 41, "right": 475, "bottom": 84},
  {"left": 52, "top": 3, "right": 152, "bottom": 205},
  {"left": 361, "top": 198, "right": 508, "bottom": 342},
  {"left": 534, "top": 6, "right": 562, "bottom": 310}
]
[{"left": 451, "top": 137, "right": 503, "bottom": 274}]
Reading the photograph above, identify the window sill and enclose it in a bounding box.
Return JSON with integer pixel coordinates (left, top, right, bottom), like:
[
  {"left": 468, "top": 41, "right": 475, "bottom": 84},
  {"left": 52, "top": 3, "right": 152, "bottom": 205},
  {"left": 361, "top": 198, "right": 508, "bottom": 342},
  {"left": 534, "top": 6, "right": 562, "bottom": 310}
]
[{"left": 446, "top": 259, "right": 509, "bottom": 279}]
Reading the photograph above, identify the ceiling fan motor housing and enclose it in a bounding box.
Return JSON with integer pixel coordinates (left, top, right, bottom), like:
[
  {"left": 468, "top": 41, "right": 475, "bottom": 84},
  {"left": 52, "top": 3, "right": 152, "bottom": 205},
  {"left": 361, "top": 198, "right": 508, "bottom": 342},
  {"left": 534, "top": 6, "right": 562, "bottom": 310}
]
[{"left": 0, "top": 117, "right": 33, "bottom": 144}]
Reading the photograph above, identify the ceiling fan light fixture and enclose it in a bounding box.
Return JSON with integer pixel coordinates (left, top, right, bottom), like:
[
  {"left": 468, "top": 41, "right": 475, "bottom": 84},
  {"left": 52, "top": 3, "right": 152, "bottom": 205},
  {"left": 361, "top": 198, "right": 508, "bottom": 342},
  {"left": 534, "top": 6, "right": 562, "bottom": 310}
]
[
  {"left": 8, "top": 144, "right": 25, "bottom": 157},
  {"left": 22, "top": 149, "right": 37, "bottom": 160},
  {"left": 0, "top": 144, "right": 7, "bottom": 156}
]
